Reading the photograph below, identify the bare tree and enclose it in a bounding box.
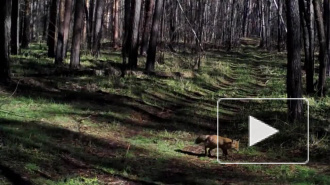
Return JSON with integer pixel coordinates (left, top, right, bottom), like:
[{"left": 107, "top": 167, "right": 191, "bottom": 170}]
[
  {"left": 0, "top": 0, "right": 11, "bottom": 84},
  {"left": 325, "top": 0, "right": 330, "bottom": 76},
  {"left": 128, "top": 0, "right": 143, "bottom": 69},
  {"left": 62, "top": 0, "right": 73, "bottom": 58},
  {"left": 22, "top": 0, "right": 31, "bottom": 48},
  {"left": 11, "top": 0, "right": 19, "bottom": 55},
  {"left": 47, "top": 0, "right": 58, "bottom": 58},
  {"left": 55, "top": 0, "right": 72, "bottom": 64},
  {"left": 121, "top": 0, "right": 131, "bottom": 76},
  {"left": 92, "top": 0, "right": 105, "bottom": 57},
  {"left": 112, "top": 0, "right": 120, "bottom": 49},
  {"left": 70, "top": 0, "right": 85, "bottom": 69},
  {"left": 146, "top": 0, "right": 164, "bottom": 72},
  {"left": 140, "top": 0, "right": 155, "bottom": 55},
  {"left": 286, "top": 0, "right": 303, "bottom": 122},
  {"left": 313, "top": 0, "right": 328, "bottom": 97}
]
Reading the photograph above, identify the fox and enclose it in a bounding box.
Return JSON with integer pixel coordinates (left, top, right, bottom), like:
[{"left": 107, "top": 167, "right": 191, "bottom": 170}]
[{"left": 195, "top": 135, "right": 239, "bottom": 158}]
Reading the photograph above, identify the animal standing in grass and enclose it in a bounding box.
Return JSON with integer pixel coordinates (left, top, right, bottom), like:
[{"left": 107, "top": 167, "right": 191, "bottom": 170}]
[{"left": 195, "top": 135, "right": 239, "bottom": 159}]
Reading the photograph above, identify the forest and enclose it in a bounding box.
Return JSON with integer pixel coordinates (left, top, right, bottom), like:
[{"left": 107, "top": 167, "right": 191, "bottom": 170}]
[{"left": 0, "top": 0, "right": 330, "bottom": 184}]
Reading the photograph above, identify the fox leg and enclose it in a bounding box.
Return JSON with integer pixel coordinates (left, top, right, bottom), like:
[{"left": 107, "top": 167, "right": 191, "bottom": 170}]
[
  {"left": 204, "top": 146, "right": 208, "bottom": 156},
  {"left": 222, "top": 149, "right": 228, "bottom": 159},
  {"left": 208, "top": 148, "right": 213, "bottom": 157}
]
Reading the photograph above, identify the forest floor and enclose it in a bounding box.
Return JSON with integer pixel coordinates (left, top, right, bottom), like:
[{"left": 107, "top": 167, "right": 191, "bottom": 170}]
[{"left": 0, "top": 41, "right": 330, "bottom": 184}]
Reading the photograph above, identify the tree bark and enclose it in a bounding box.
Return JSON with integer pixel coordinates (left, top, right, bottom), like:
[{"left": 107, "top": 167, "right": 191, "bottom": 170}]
[
  {"left": 70, "top": 0, "right": 84, "bottom": 69},
  {"left": 128, "top": 0, "right": 143, "bottom": 69},
  {"left": 121, "top": 0, "right": 131, "bottom": 76},
  {"left": 325, "top": 0, "right": 330, "bottom": 76},
  {"left": 146, "top": 0, "right": 163, "bottom": 72},
  {"left": 87, "top": 0, "right": 95, "bottom": 50},
  {"left": 299, "top": 0, "right": 309, "bottom": 70},
  {"left": 47, "top": 0, "right": 58, "bottom": 58},
  {"left": 313, "top": 0, "right": 328, "bottom": 97},
  {"left": 168, "top": 0, "right": 177, "bottom": 52},
  {"left": 62, "top": 0, "right": 73, "bottom": 58},
  {"left": 22, "top": 0, "right": 31, "bottom": 48},
  {"left": 277, "top": 0, "right": 282, "bottom": 52},
  {"left": 286, "top": 0, "right": 303, "bottom": 122},
  {"left": 11, "top": 0, "right": 19, "bottom": 55},
  {"left": 140, "top": 0, "right": 155, "bottom": 55},
  {"left": 0, "top": 0, "right": 11, "bottom": 84},
  {"left": 228, "top": 0, "right": 235, "bottom": 51},
  {"left": 301, "top": 0, "right": 315, "bottom": 93},
  {"left": 112, "top": 0, "right": 119, "bottom": 49},
  {"left": 92, "top": 0, "right": 105, "bottom": 57},
  {"left": 242, "top": 0, "right": 249, "bottom": 37},
  {"left": 55, "top": 0, "right": 65, "bottom": 65}
]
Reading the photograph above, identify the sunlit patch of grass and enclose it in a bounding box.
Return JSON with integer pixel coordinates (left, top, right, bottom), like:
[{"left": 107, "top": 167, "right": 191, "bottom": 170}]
[
  {"left": 128, "top": 135, "right": 186, "bottom": 157},
  {"left": 25, "top": 163, "right": 40, "bottom": 172},
  {"left": 241, "top": 162, "right": 330, "bottom": 184},
  {"left": 47, "top": 177, "right": 101, "bottom": 185}
]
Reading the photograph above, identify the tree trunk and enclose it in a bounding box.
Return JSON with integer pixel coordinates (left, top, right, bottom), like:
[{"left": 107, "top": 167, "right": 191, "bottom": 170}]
[
  {"left": 11, "top": 0, "right": 19, "bottom": 55},
  {"left": 0, "top": 0, "right": 11, "bottom": 84},
  {"left": 301, "top": 0, "right": 315, "bottom": 93},
  {"left": 70, "top": 0, "right": 84, "bottom": 69},
  {"left": 112, "top": 0, "right": 119, "bottom": 49},
  {"left": 42, "top": 0, "right": 48, "bottom": 40},
  {"left": 277, "top": 0, "right": 282, "bottom": 52},
  {"left": 313, "top": 0, "right": 328, "bottom": 97},
  {"left": 306, "top": 0, "right": 315, "bottom": 93},
  {"left": 22, "top": 0, "right": 31, "bottom": 48},
  {"left": 87, "top": 0, "right": 95, "bottom": 50},
  {"left": 128, "top": 0, "right": 143, "bottom": 69},
  {"left": 47, "top": 0, "right": 58, "bottom": 58},
  {"left": 325, "top": 0, "right": 330, "bottom": 76},
  {"left": 140, "top": 0, "right": 155, "bottom": 55},
  {"left": 286, "top": 0, "right": 303, "bottom": 122},
  {"left": 62, "top": 0, "right": 73, "bottom": 58},
  {"left": 146, "top": 0, "right": 163, "bottom": 72},
  {"left": 92, "top": 0, "right": 105, "bottom": 57},
  {"left": 121, "top": 0, "right": 131, "bottom": 76},
  {"left": 299, "top": 0, "right": 309, "bottom": 70},
  {"left": 227, "top": 0, "right": 235, "bottom": 51},
  {"left": 168, "top": 0, "right": 177, "bottom": 52},
  {"left": 259, "top": 0, "right": 266, "bottom": 48},
  {"left": 55, "top": 0, "right": 65, "bottom": 65}
]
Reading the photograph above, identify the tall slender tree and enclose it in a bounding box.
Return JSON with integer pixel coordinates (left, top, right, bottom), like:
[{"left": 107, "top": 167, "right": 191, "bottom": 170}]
[
  {"left": 55, "top": 0, "right": 66, "bottom": 65},
  {"left": 146, "top": 0, "right": 164, "bottom": 72},
  {"left": 70, "top": 0, "right": 84, "bottom": 69},
  {"left": 313, "top": 0, "right": 328, "bottom": 97},
  {"left": 325, "top": 0, "right": 330, "bottom": 75},
  {"left": 62, "top": 0, "right": 73, "bottom": 58},
  {"left": 121, "top": 0, "right": 131, "bottom": 76},
  {"left": 128, "top": 0, "right": 143, "bottom": 69},
  {"left": 55, "top": 0, "right": 72, "bottom": 64},
  {"left": 112, "top": 0, "right": 119, "bottom": 49},
  {"left": 300, "top": 0, "right": 315, "bottom": 93},
  {"left": 286, "top": 0, "right": 303, "bottom": 122},
  {"left": 47, "top": 0, "right": 58, "bottom": 57},
  {"left": 140, "top": 0, "right": 155, "bottom": 55},
  {"left": 92, "top": 0, "right": 105, "bottom": 57},
  {"left": 87, "top": 0, "right": 95, "bottom": 50},
  {"left": 22, "top": 0, "right": 31, "bottom": 48},
  {"left": 11, "top": 0, "right": 19, "bottom": 55},
  {"left": 0, "top": 0, "right": 12, "bottom": 84}
]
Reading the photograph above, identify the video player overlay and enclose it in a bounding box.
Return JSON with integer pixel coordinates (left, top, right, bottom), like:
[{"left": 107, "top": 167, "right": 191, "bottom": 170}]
[{"left": 217, "top": 98, "right": 308, "bottom": 164}]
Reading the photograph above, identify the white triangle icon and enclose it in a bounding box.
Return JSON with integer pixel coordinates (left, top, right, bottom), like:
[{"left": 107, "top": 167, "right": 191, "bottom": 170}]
[{"left": 249, "top": 116, "right": 279, "bottom": 147}]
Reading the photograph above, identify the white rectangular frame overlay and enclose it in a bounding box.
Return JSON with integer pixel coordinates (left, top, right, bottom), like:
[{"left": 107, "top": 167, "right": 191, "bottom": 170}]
[{"left": 217, "top": 98, "right": 309, "bottom": 165}]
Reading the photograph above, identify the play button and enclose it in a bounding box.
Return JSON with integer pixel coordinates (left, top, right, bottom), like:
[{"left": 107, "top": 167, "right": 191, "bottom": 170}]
[{"left": 249, "top": 116, "right": 279, "bottom": 147}]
